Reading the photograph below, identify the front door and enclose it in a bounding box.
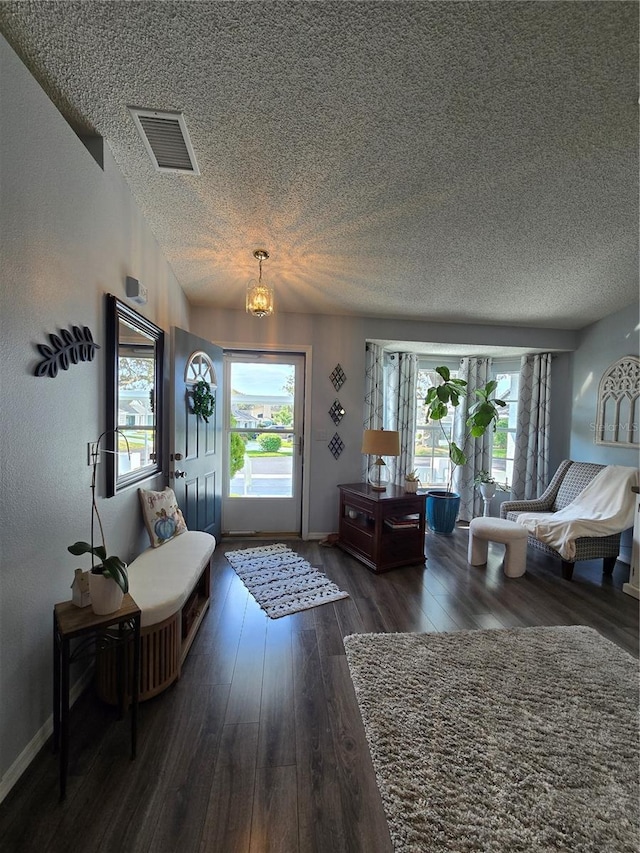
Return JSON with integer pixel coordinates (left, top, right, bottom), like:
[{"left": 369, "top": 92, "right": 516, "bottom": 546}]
[
  {"left": 222, "top": 352, "right": 305, "bottom": 535},
  {"left": 171, "top": 327, "right": 223, "bottom": 539}
]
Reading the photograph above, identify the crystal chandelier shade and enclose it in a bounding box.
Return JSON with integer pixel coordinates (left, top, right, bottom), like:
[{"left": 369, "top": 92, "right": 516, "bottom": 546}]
[{"left": 246, "top": 249, "right": 274, "bottom": 317}]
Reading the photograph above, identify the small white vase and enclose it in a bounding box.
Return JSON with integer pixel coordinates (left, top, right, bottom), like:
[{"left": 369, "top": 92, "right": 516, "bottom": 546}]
[
  {"left": 405, "top": 480, "right": 420, "bottom": 493},
  {"left": 480, "top": 482, "right": 497, "bottom": 501},
  {"left": 88, "top": 572, "right": 124, "bottom": 615}
]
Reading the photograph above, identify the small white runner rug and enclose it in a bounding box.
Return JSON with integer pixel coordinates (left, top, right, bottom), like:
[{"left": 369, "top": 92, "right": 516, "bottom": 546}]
[{"left": 225, "top": 543, "right": 349, "bottom": 619}]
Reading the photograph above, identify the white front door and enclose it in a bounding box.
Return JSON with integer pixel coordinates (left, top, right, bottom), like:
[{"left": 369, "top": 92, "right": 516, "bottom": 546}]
[{"left": 222, "top": 352, "right": 305, "bottom": 535}]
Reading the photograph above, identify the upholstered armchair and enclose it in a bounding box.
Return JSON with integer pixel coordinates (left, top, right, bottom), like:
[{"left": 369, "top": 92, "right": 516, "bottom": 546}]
[{"left": 500, "top": 460, "right": 622, "bottom": 581}]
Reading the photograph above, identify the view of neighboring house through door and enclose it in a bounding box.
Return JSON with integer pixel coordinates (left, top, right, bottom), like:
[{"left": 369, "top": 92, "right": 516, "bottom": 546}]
[{"left": 223, "top": 351, "right": 305, "bottom": 535}]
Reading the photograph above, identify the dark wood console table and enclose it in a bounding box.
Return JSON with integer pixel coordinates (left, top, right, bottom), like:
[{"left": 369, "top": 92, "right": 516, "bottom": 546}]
[
  {"left": 53, "top": 595, "right": 141, "bottom": 800},
  {"left": 337, "top": 482, "right": 427, "bottom": 573}
]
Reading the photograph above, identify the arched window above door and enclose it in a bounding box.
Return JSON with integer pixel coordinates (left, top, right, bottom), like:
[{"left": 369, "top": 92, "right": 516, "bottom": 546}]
[{"left": 185, "top": 350, "right": 217, "bottom": 387}]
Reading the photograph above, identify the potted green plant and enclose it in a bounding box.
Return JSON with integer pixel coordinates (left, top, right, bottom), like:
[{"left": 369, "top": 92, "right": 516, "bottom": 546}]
[
  {"left": 68, "top": 430, "right": 129, "bottom": 614},
  {"left": 404, "top": 470, "right": 421, "bottom": 493},
  {"left": 474, "top": 469, "right": 497, "bottom": 501},
  {"left": 474, "top": 469, "right": 511, "bottom": 516},
  {"left": 68, "top": 540, "right": 128, "bottom": 615},
  {"left": 424, "top": 367, "right": 506, "bottom": 533}
]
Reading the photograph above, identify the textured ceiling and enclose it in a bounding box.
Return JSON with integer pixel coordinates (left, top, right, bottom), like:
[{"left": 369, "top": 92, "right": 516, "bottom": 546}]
[{"left": 1, "top": 1, "right": 637, "bottom": 329}]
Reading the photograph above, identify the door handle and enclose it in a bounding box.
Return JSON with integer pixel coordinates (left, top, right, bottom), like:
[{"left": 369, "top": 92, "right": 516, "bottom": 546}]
[{"left": 173, "top": 469, "right": 186, "bottom": 478}]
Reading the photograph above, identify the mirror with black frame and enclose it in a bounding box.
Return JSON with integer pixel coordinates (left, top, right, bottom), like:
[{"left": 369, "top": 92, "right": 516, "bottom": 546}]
[{"left": 105, "top": 294, "right": 164, "bottom": 497}]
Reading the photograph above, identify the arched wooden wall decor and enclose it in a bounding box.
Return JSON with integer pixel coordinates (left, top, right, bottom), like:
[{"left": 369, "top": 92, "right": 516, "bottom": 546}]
[
  {"left": 34, "top": 326, "right": 100, "bottom": 377},
  {"left": 595, "top": 355, "right": 639, "bottom": 447},
  {"left": 185, "top": 350, "right": 216, "bottom": 387}
]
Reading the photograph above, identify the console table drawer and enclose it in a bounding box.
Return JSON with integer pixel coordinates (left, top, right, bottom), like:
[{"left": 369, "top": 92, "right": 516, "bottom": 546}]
[{"left": 341, "top": 521, "right": 374, "bottom": 558}]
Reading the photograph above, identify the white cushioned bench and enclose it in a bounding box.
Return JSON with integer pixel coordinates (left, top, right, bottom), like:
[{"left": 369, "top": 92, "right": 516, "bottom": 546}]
[
  {"left": 128, "top": 530, "right": 216, "bottom": 628},
  {"left": 96, "top": 530, "right": 216, "bottom": 703}
]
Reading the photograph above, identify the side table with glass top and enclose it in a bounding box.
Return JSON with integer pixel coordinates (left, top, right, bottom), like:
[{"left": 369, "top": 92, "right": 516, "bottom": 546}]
[{"left": 53, "top": 594, "right": 141, "bottom": 800}]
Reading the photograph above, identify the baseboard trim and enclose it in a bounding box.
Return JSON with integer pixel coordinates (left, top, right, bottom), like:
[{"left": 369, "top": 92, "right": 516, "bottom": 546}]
[{"left": 0, "top": 668, "right": 93, "bottom": 804}]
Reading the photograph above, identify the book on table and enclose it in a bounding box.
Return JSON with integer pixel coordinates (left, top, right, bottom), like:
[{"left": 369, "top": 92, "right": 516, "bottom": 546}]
[{"left": 384, "top": 514, "right": 421, "bottom": 530}]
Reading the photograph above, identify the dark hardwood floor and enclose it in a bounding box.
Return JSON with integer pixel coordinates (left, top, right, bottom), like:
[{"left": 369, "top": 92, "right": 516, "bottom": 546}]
[{"left": 1, "top": 527, "right": 637, "bottom": 852}]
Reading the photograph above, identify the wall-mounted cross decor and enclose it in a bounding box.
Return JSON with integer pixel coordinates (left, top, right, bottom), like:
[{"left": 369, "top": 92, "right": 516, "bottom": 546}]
[{"left": 34, "top": 326, "right": 100, "bottom": 378}]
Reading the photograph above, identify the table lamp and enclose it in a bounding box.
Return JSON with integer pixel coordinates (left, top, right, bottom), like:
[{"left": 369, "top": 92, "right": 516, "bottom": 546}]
[{"left": 362, "top": 428, "right": 401, "bottom": 491}]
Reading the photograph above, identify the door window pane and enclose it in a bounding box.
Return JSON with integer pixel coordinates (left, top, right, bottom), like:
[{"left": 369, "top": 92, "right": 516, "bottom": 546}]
[{"left": 228, "top": 361, "right": 295, "bottom": 498}]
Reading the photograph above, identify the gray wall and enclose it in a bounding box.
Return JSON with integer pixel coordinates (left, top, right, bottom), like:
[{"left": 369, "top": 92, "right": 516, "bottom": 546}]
[
  {"left": 0, "top": 36, "right": 189, "bottom": 793},
  {"left": 189, "top": 309, "right": 578, "bottom": 535},
  {"left": 570, "top": 301, "right": 640, "bottom": 467}
]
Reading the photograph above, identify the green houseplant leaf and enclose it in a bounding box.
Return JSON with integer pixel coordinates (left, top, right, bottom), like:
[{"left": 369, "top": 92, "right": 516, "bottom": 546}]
[
  {"left": 101, "top": 556, "right": 129, "bottom": 594},
  {"left": 424, "top": 368, "right": 506, "bottom": 494}
]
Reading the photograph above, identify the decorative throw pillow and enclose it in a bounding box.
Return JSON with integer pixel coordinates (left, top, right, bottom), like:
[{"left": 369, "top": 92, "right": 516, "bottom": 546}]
[{"left": 138, "top": 487, "right": 188, "bottom": 548}]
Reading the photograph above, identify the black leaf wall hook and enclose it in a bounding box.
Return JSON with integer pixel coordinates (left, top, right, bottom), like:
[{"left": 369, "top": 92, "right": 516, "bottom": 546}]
[{"left": 34, "top": 326, "right": 100, "bottom": 378}]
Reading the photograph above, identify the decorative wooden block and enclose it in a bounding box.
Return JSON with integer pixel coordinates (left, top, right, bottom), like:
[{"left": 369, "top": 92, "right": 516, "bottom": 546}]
[{"left": 70, "top": 569, "right": 91, "bottom": 608}]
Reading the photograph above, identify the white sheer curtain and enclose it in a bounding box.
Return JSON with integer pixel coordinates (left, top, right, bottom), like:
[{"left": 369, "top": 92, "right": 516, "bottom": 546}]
[
  {"left": 512, "top": 353, "right": 551, "bottom": 500},
  {"left": 363, "top": 343, "right": 385, "bottom": 480},
  {"left": 384, "top": 352, "right": 418, "bottom": 485},
  {"left": 363, "top": 345, "right": 418, "bottom": 486},
  {"left": 452, "top": 357, "right": 493, "bottom": 521}
]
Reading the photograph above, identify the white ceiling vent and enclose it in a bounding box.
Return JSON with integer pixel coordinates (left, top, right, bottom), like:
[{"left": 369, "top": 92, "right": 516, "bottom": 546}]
[{"left": 128, "top": 107, "right": 200, "bottom": 175}]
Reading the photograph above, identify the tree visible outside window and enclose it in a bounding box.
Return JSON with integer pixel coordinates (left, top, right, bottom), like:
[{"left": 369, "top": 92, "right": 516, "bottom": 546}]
[
  {"left": 229, "top": 414, "right": 246, "bottom": 478},
  {"left": 490, "top": 372, "right": 519, "bottom": 487},
  {"left": 413, "top": 363, "right": 520, "bottom": 490},
  {"left": 413, "top": 367, "right": 459, "bottom": 488},
  {"left": 117, "top": 352, "right": 155, "bottom": 468}
]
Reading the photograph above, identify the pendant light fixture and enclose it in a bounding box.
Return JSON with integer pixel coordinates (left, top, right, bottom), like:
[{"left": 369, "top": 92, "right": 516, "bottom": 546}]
[{"left": 246, "top": 249, "right": 274, "bottom": 317}]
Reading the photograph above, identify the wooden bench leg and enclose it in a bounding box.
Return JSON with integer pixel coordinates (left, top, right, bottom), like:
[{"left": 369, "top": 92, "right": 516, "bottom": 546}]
[
  {"left": 561, "top": 560, "right": 574, "bottom": 581},
  {"left": 603, "top": 556, "right": 617, "bottom": 575}
]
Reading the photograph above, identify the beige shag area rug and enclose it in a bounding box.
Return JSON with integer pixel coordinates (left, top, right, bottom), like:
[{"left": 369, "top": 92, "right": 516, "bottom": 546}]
[
  {"left": 344, "top": 626, "right": 639, "bottom": 853},
  {"left": 225, "top": 542, "right": 348, "bottom": 618}
]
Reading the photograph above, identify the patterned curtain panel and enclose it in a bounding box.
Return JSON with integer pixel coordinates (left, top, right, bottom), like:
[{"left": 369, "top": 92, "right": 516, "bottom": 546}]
[
  {"left": 363, "top": 342, "right": 385, "bottom": 479},
  {"left": 384, "top": 352, "right": 418, "bottom": 485},
  {"left": 452, "top": 357, "right": 493, "bottom": 521},
  {"left": 512, "top": 353, "right": 551, "bottom": 500}
]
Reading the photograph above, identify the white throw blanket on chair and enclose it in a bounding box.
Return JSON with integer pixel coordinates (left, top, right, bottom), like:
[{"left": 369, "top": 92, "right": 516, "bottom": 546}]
[{"left": 516, "top": 465, "right": 639, "bottom": 560}]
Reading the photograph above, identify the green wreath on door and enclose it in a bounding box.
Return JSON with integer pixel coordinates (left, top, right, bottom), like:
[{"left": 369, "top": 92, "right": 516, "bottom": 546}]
[{"left": 191, "top": 380, "right": 215, "bottom": 422}]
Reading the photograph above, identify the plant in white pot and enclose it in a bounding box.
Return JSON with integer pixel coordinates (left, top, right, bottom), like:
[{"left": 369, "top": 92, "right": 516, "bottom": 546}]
[
  {"left": 68, "top": 430, "right": 129, "bottom": 615},
  {"left": 474, "top": 470, "right": 510, "bottom": 517},
  {"left": 474, "top": 470, "right": 497, "bottom": 501},
  {"left": 424, "top": 367, "right": 506, "bottom": 533},
  {"left": 68, "top": 541, "right": 128, "bottom": 615},
  {"left": 404, "top": 470, "right": 421, "bottom": 493}
]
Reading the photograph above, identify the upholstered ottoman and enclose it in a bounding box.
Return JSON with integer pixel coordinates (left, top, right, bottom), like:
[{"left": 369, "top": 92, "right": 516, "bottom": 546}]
[{"left": 468, "top": 517, "right": 527, "bottom": 577}]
